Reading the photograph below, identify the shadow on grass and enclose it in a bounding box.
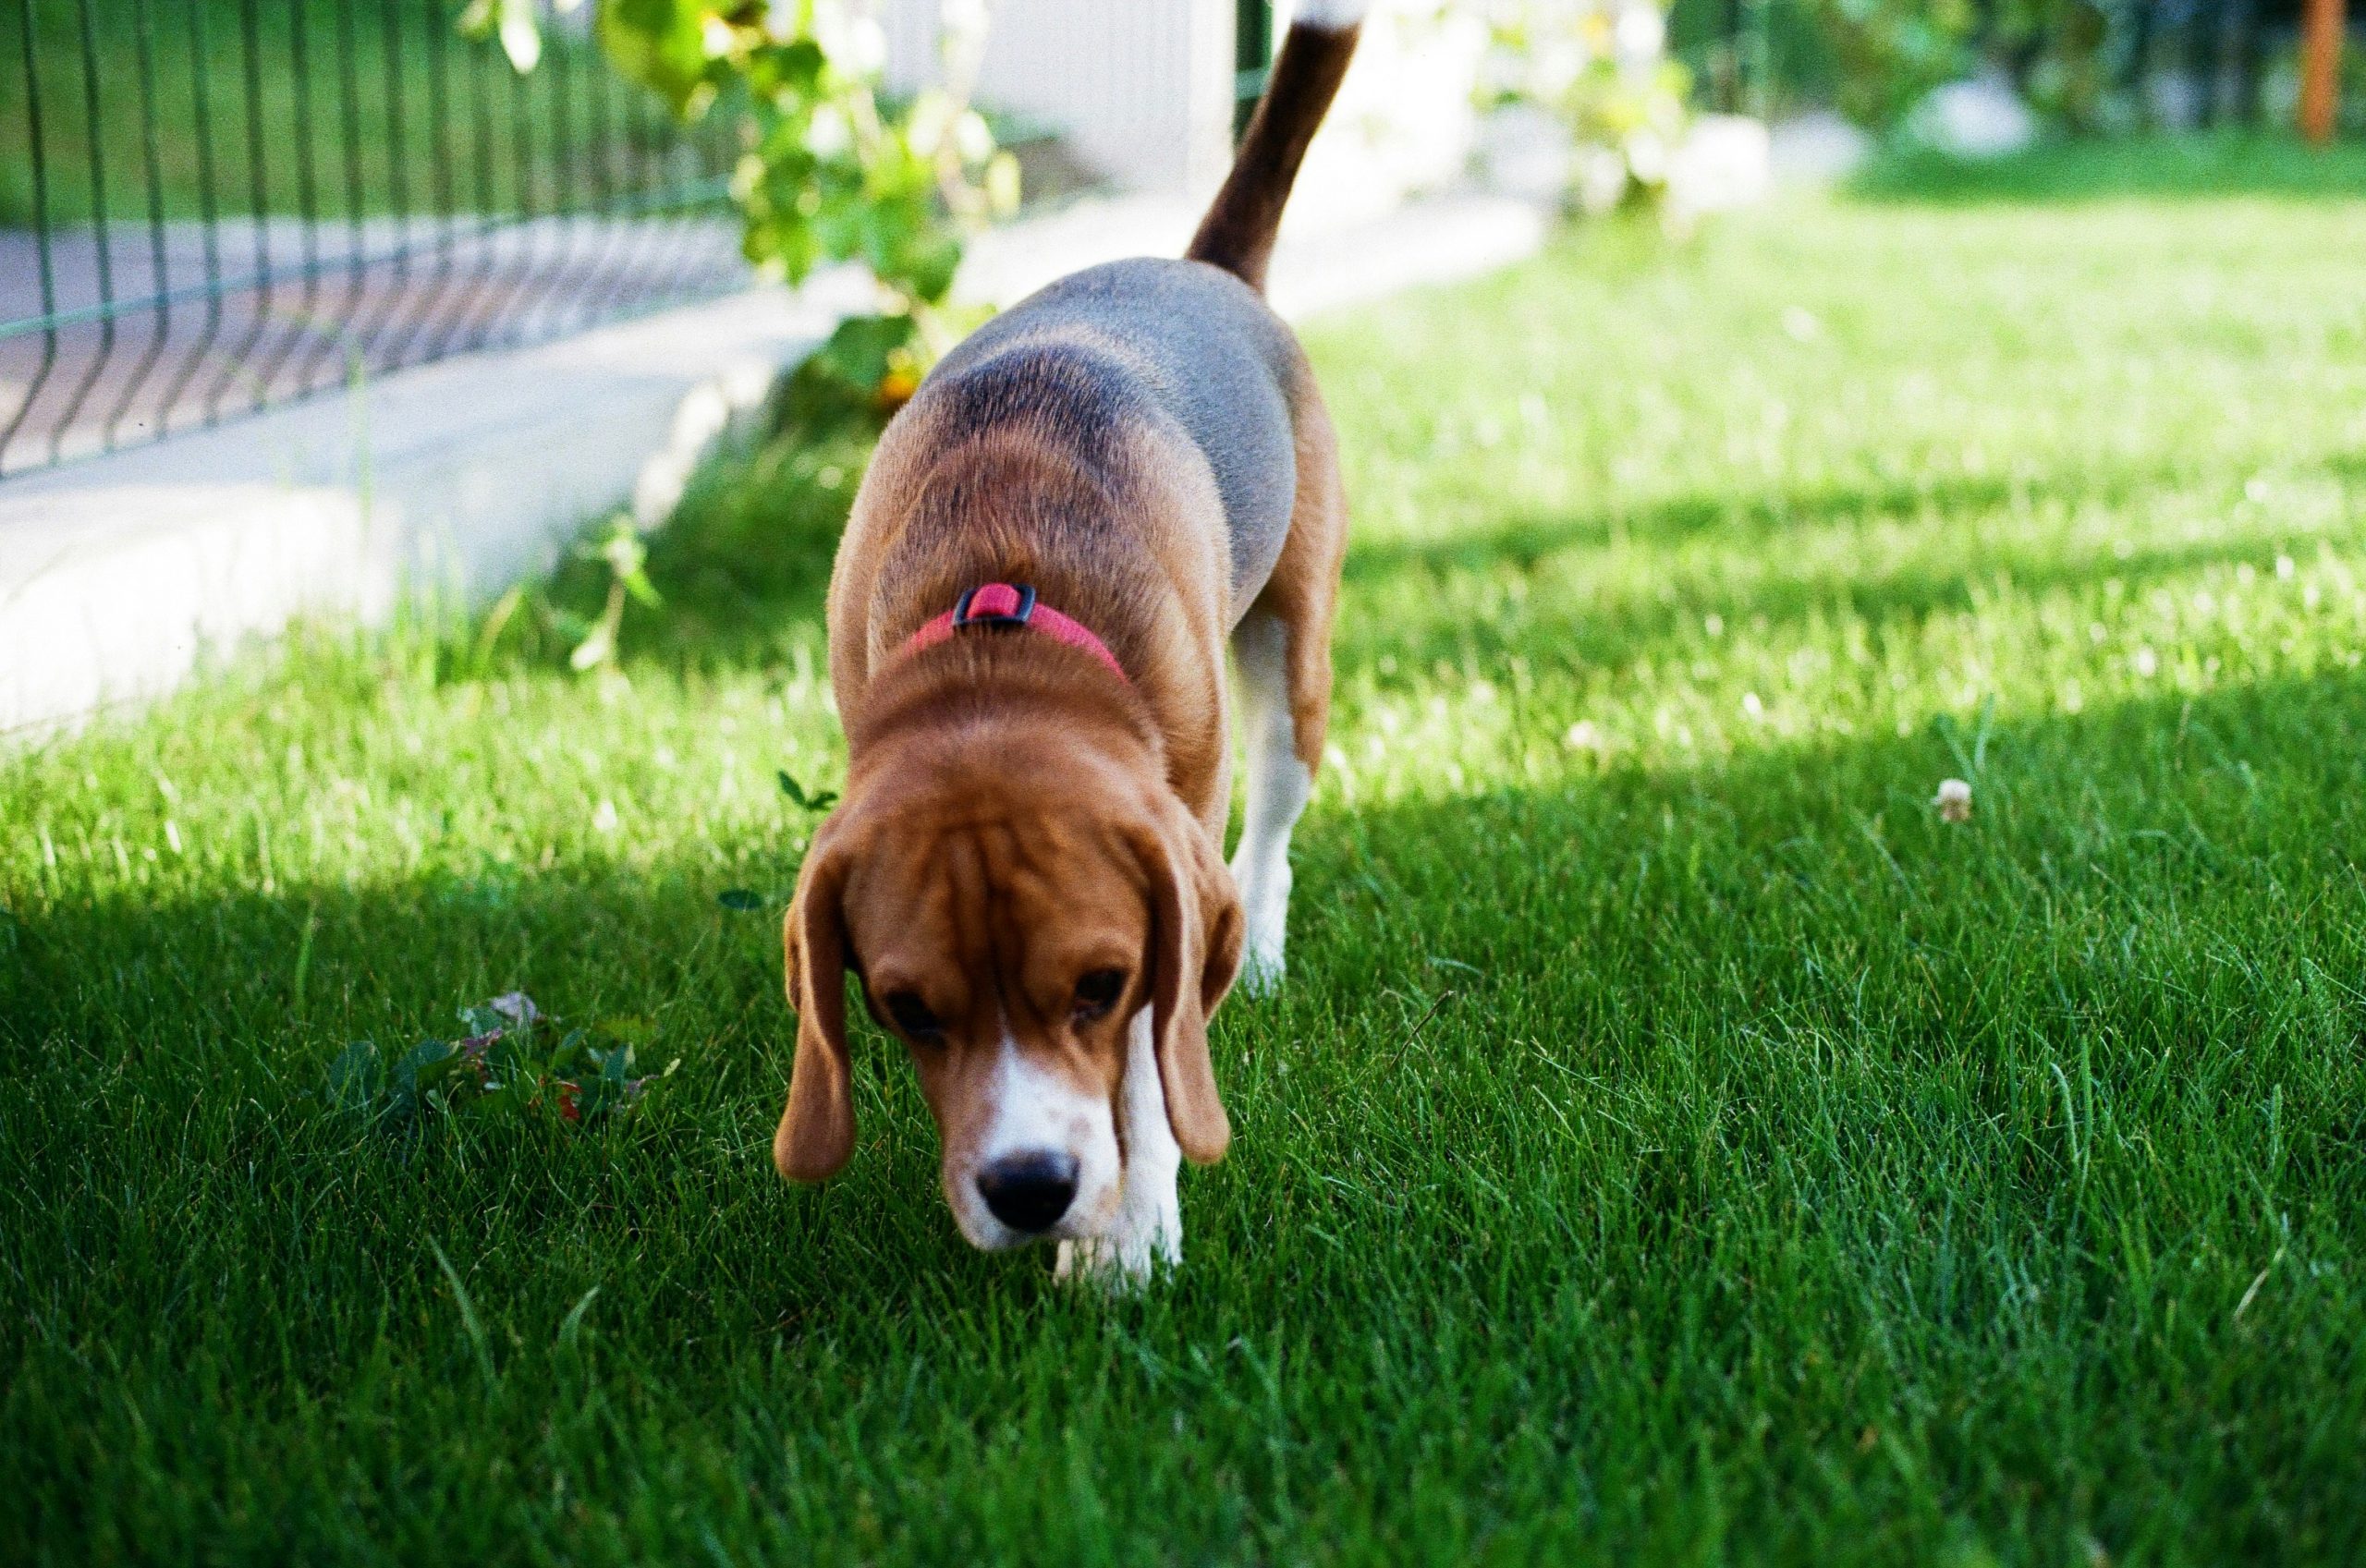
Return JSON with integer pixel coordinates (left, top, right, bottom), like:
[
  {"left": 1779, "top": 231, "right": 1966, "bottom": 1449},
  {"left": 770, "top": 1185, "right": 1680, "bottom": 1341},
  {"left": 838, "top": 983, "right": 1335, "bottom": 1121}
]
[
  {"left": 8, "top": 649, "right": 2365, "bottom": 1559},
  {"left": 1342, "top": 465, "right": 2201, "bottom": 585},
  {"left": 9, "top": 665, "right": 2363, "bottom": 1319},
  {"left": 1338, "top": 477, "right": 2295, "bottom": 674},
  {"left": 536, "top": 433, "right": 2290, "bottom": 697},
  {"left": 1848, "top": 131, "right": 2366, "bottom": 208}
]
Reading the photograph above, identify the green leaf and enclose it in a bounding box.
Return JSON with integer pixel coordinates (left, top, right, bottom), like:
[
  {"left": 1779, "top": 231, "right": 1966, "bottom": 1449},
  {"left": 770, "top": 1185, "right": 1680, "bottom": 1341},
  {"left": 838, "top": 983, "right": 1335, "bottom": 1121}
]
[
  {"left": 396, "top": 1039, "right": 454, "bottom": 1088},
  {"left": 775, "top": 770, "right": 838, "bottom": 811},
  {"left": 783, "top": 313, "right": 921, "bottom": 419},
  {"left": 598, "top": 0, "right": 713, "bottom": 115},
  {"left": 496, "top": 0, "right": 541, "bottom": 74},
  {"left": 596, "top": 1016, "right": 659, "bottom": 1048}
]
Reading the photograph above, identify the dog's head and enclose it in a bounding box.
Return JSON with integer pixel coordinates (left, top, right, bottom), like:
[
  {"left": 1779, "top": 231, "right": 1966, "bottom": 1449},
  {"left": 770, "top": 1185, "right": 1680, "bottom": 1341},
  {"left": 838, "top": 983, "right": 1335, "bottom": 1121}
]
[{"left": 772, "top": 717, "right": 1241, "bottom": 1249}]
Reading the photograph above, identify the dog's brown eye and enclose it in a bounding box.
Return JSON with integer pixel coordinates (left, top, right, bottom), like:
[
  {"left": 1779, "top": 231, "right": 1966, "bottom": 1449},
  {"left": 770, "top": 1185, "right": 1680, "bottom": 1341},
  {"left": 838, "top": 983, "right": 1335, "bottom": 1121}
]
[
  {"left": 884, "top": 991, "right": 943, "bottom": 1041},
  {"left": 1071, "top": 968, "right": 1127, "bottom": 1024}
]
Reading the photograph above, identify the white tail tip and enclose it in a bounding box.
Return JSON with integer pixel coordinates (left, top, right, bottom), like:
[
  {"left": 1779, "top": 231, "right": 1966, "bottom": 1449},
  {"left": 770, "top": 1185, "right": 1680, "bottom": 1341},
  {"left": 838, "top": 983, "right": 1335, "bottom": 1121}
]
[{"left": 1288, "top": 0, "right": 1371, "bottom": 30}]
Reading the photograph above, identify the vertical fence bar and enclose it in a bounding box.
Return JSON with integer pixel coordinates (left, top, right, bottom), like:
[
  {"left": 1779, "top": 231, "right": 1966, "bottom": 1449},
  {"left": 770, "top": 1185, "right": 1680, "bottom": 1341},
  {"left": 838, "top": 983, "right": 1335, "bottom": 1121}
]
[
  {"left": 1233, "top": 0, "right": 1271, "bottom": 139},
  {"left": 450, "top": 18, "right": 505, "bottom": 356},
  {"left": 50, "top": 0, "right": 121, "bottom": 463},
  {"left": 513, "top": 31, "right": 579, "bottom": 336},
  {"left": 493, "top": 44, "right": 536, "bottom": 347},
  {"left": 293, "top": 0, "right": 368, "bottom": 394},
  {"left": 104, "top": 0, "right": 177, "bottom": 450},
  {"left": 0, "top": 0, "right": 62, "bottom": 472},
  {"left": 575, "top": 28, "right": 628, "bottom": 321},
  {"left": 661, "top": 100, "right": 736, "bottom": 308},
  {"left": 552, "top": 38, "right": 582, "bottom": 321},
  {"left": 250, "top": 0, "right": 323, "bottom": 406},
  {"left": 157, "top": 0, "right": 230, "bottom": 438},
  {"left": 588, "top": 61, "right": 662, "bottom": 322},
  {"left": 386, "top": 0, "right": 454, "bottom": 367},
  {"left": 205, "top": 0, "right": 272, "bottom": 422},
  {"left": 350, "top": 0, "right": 413, "bottom": 367}
]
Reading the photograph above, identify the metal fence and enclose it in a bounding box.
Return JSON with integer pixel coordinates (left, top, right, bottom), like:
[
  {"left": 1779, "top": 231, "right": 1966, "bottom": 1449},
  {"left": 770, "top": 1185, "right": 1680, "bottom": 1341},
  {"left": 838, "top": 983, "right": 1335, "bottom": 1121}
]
[{"left": 0, "top": 0, "right": 746, "bottom": 478}]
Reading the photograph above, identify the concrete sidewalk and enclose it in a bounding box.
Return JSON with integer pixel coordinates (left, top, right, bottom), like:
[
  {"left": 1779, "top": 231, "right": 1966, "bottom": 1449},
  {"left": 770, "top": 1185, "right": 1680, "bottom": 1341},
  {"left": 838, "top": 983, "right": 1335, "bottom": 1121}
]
[{"left": 0, "top": 188, "right": 1547, "bottom": 743}]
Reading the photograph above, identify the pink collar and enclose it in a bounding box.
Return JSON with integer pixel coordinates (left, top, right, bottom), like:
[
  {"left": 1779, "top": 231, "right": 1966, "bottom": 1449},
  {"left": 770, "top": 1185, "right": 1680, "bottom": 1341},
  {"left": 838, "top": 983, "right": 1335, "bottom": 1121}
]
[{"left": 900, "top": 583, "right": 1128, "bottom": 686}]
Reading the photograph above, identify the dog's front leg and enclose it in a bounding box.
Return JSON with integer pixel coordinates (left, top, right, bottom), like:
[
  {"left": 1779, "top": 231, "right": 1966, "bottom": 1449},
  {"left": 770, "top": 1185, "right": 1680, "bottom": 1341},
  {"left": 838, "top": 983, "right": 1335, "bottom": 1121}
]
[{"left": 1057, "top": 1009, "right": 1182, "bottom": 1288}]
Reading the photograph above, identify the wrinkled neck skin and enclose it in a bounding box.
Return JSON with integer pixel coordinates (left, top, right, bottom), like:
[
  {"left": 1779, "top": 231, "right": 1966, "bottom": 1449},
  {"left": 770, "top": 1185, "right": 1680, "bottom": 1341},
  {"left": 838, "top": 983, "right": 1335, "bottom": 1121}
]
[{"left": 843, "top": 634, "right": 1171, "bottom": 805}]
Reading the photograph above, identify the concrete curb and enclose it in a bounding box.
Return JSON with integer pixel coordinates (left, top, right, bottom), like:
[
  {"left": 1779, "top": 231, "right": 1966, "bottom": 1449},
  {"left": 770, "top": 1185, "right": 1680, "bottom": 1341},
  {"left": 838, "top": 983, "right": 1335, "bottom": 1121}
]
[{"left": 0, "top": 189, "right": 1548, "bottom": 743}]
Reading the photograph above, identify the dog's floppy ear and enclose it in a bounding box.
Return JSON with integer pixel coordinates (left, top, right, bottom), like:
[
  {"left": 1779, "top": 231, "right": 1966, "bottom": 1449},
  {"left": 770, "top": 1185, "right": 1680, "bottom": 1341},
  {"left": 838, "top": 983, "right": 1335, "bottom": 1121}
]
[
  {"left": 775, "top": 820, "right": 856, "bottom": 1182},
  {"left": 1135, "top": 805, "right": 1245, "bottom": 1165}
]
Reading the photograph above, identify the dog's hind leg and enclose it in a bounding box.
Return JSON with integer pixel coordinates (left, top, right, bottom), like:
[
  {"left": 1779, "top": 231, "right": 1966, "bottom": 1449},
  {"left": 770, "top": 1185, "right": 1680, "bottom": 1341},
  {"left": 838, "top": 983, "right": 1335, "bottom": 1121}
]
[
  {"left": 1229, "top": 612, "right": 1313, "bottom": 996},
  {"left": 1057, "top": 1008, "right": 1183, "bottom": 1288},
  {"left": 1228, "top": 384, "right": 1346, "bottom": 997}
]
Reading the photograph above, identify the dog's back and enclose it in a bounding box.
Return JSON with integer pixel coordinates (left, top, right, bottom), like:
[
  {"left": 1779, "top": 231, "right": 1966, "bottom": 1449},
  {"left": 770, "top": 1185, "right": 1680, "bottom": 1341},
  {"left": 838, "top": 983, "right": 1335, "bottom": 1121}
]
[
  {"left": 888, "top": 3, "right": 1365, "bottom": 611},
  {"left": 920, "top": 261, "right": 1301, "bottom": 602}
]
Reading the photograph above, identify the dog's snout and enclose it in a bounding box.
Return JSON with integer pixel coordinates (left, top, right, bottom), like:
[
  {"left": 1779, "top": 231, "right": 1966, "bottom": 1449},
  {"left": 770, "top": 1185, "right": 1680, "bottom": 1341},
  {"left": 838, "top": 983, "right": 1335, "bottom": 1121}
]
[{"left": 976, "top": 1151, "right": 1080, "bottom": 1233}]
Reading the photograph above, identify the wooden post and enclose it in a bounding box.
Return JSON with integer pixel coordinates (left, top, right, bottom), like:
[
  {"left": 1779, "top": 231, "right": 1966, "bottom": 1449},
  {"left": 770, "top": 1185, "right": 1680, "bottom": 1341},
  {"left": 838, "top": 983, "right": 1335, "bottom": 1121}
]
[{"left": 2300, "top": 0, "right": 2348, "bottom": 146}]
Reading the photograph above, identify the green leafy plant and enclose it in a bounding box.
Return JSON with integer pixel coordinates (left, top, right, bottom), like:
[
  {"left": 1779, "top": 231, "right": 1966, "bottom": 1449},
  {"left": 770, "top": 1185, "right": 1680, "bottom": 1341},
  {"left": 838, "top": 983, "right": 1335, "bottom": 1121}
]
[
  {"left": 1482, "top": 2, "right": 1695, "bottom": 213},
  {"left": 561, "top": 514, "right": 666, "bottom": 673},
  {"left": 326, "top": 992, "right": 677, "bottom": 1128},
  {"left": 1805, "top": 0, "right": 1976, "bottom": 129},
  {"left": 457, "top": 0, "right": 556, "bottom": 73},
  {"left": 481, "top": 3, "right": 1017, "bottom": 673},
  {"left": 587, "top": 0, "right": 1016, "bottom": 407},
  {"left": 712, "top": 771, "right": 836, "bottom": 910},
  {"left": 1991, "top": 0, "right": 2111, "bottom": 133},
  {"left": 775, "top": 768, "right": 837, "bottom": 812}
]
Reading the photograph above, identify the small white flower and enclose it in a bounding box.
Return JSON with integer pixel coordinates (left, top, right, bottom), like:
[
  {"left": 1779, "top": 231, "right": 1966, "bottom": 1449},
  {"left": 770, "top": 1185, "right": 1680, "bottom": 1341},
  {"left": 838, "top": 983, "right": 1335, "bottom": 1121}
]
[
  {"left": 1933, "top": 778, "right": 1973, "bottom": 823},
  {"left": 592, "top": 799, "right": 619, "bottom": 834},
  {"left": 1564, "top": 720, "right": 1606, "bottom": 754},
  {"left": 1740, "top": 692, "right": 1764, "bottom": 721},
  {"left": 489, "top": 992, "right": 540, "bottom": 1027}
]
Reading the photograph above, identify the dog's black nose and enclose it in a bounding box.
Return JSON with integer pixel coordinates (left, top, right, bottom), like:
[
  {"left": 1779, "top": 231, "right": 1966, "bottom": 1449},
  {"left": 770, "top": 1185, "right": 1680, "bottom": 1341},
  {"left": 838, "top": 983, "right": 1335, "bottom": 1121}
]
[{"left": 976, "top": 1151, "right": 1079, "bottom": 1233}]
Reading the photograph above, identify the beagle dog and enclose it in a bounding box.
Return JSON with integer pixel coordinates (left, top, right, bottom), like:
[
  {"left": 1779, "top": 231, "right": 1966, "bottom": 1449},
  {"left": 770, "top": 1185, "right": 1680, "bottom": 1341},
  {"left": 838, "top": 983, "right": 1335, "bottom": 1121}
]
[{"left": 773, "top": 2, "right": 1365, "bottom": 1283}]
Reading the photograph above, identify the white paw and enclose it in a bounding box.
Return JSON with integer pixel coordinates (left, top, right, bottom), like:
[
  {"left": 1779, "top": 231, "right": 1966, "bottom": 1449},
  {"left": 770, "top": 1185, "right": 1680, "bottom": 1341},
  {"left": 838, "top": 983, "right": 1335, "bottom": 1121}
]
[
  {"left": 1231, "top": 853, "right": 1290, "bottom": 998},
  {"left": 1056, "top": 1009, "right": 1185, "bottom": 1289},
  {"left": 1238, "top": 943, "right": 1285, "bottom": 999},
  {"left": 1055, "top": 1230, "right": 1170, "bottom": 1291}
]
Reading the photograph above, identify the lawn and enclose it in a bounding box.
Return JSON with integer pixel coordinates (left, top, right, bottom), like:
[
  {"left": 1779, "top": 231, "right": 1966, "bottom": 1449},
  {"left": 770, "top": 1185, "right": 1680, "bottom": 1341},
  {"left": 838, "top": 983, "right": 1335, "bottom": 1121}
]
[{"left": 6, "top": 139, "right": 2366, "bottom": 1564}]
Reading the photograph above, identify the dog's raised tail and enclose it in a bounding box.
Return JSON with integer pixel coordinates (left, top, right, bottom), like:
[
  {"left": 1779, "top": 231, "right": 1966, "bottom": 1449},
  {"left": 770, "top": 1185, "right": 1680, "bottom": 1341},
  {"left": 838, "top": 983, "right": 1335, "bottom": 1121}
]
[{"left": 1185, "top": 1, "right": 1366, "bottom": 293}]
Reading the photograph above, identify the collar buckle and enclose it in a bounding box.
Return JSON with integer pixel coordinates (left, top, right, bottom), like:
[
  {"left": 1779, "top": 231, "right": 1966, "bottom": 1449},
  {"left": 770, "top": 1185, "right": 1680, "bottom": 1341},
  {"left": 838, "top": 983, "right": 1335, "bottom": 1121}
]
[{"left": 951, "top": 582, "right": 1036, "bottom": 629}]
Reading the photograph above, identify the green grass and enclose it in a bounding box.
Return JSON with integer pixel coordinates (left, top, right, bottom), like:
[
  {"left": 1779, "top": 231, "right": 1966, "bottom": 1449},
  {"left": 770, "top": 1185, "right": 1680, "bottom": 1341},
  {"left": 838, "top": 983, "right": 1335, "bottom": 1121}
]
[
  {"left": 1851, "top": 131, "right": 2366, "bottom": 205},
  {"left": 7, "top": 140, "right": 2366, "bottom": 1563}
]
